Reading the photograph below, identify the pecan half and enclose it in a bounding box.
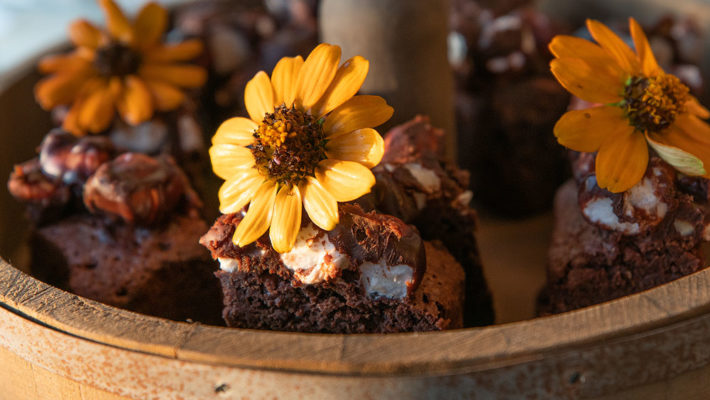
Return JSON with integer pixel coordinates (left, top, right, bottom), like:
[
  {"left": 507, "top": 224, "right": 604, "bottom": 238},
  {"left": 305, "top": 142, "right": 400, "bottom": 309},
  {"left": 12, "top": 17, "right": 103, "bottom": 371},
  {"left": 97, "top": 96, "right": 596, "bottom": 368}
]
[{"left": 83, "top": 153, "right": 201, "bottom": 226}]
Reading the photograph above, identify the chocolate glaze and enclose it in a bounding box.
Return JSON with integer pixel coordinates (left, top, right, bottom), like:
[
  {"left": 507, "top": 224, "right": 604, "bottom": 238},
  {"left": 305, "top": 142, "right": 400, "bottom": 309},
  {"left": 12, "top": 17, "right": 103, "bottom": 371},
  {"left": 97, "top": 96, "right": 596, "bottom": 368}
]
[
  {"left": 331, "top": 203, "right": 426, "bottom": 294},
  {"left": 200, "top": 203, "right": 426, "bottom": 294}
]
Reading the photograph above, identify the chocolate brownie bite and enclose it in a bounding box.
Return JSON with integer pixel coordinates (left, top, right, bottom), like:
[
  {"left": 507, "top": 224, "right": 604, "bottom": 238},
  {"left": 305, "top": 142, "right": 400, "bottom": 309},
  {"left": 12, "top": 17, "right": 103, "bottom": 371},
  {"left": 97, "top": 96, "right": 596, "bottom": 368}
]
[
  {"left": 201, "top": 204, "right": 464, "bottom": 333},
  {"left": 9, "top": 135, "right": 222, "bottom": 324},
  {"left": 451, "top": 0, "right": 571, "bottom": 217},
  {"left": 171, "top": 0, "right": 318, "bottom": 130},
  {"left": 538, "top": 155, "right": 710, "bottom": 315},
  {"left": 360, "top": 116, "right": 493, "bottom": 326},
  {"left": 8, "top": 130, "right": 115, "bottom": 226}
]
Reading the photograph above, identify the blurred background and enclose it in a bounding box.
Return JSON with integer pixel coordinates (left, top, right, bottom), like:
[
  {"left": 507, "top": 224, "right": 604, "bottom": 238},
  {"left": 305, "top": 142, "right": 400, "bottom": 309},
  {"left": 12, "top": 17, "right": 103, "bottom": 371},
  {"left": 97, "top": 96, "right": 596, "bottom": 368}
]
[{"left": 0, "top": 0, "right": 183, "bottom": 76}]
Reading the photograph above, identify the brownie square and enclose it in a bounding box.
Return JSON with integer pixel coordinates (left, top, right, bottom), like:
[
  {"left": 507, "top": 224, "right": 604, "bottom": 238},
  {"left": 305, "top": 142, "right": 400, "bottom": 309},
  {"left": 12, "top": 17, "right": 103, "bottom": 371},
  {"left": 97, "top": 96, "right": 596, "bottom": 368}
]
[
  {"left": 201, "top": 204, "right": 465, "bottom": 333},
  {"left": 31, "top": 214, "right": 223, "bottom": 324}
]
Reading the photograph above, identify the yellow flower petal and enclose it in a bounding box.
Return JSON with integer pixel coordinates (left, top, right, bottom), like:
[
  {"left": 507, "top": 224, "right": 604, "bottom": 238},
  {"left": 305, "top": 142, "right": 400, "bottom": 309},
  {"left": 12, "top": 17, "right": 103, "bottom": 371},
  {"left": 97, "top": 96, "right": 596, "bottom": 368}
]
[
  {"left": 270, "top": 185, "right": 303, "bottom": 253},
  {"left": 62, "top": 99, "right": 86, "bottom": 136},
  {"left": 38, "top": 53, "right": 92, "bottom": 74},
  {"left": 300, "top": 176, "right": 339, "bottom": 231},
  {"left": 553, "top": 106, "right": 628, "bottom": 153},
  {"left": 139, "top": 64, "right": 207, "bottom": 88},
  {"left": 99, "top": 0, "right": 132, "bottom": 43},
  {"left": 117, "top": 76, "right": 153, "bottom": 126},
  {"left": 145, "top": 40, "right": 204, "bottom": 63},
  {"left": 213, "top": 117, "right": 257, "bottom": 146},
  {"left": 35, "top": 72, "right": 90, "bottom": 109},
  {"left": 132, "top": 2, "right": 168, "bottom": 49},
  {"left": 667, "top": 114, "right": 710, "bottom": 146},
  {"left": 550, "top": 58, "right": 624, "bottom": 104},
  {"left": 548, "top": 35, "right": 611, "bottom": 60},
  {"left": 233, "top": 180, "right": 278, "bottom": 247},
  {"left": 586, "top": 19, "right": 639, "bottom": 75},
  {"left": 315, "top": 159, "right": 375, "bottom": 202},
  {"left": 325, "top": 128, "right": 384, "bottom": 168},
  {"left": 296, "top": 43, "right": 341, "bottom": 111},
  {"left": 209, "top": 144, "right": 256, "bottom": 180},
  {"left": 595, "top": 129, "right": 648, "bottom": 193},
  {"left": 323, "top": 95, "right": 394, "bottom": 138},
  {"left": 271, "top": 56, "right": 303, "bottom": 107},
  {"left": 69, "top": 19, "right": 103, "bottom": 49},
  {"left": 687, "top": 96, "right": 710, "bottom": 119},
  {"left": 78, "top": 81, "right": 116, "bottom": 133},
  {"left": 143, "top": 79, "right": 186, "bottom": 111},
  {"left": 244, "top": 71, "right": 274, "bottom": 123},
  {"left": 312, "top": 56, "right": 369, "bottom": 117},
  {"left": 629, "top": 17, "right": 660, "bottom": 77},
  {"left": 646, "top": 133, "right": 705, "bottom": 176},
  {"left": 218, "top": 168, "right": 262, "bottom": 214}
]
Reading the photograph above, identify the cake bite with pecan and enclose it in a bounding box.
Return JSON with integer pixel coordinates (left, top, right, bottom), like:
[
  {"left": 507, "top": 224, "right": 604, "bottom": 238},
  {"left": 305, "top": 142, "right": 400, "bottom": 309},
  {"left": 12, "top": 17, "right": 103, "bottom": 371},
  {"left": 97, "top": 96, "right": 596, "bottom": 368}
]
[
  {"left": 200, "top": 43, "right": 476, "bottom": 332},
  {"left": 538, "top": 18, "right": 710, "bottom": 314},
  {"left": 8, "top": 132, "right": 222, "bottom": 324}
]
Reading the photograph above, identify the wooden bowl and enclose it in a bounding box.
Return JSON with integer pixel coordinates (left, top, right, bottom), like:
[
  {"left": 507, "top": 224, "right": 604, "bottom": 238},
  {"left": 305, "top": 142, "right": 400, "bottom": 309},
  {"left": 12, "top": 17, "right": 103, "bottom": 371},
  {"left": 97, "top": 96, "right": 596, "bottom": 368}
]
[{"left": 4, "top": 6, "right": 710, "bottom": 398}]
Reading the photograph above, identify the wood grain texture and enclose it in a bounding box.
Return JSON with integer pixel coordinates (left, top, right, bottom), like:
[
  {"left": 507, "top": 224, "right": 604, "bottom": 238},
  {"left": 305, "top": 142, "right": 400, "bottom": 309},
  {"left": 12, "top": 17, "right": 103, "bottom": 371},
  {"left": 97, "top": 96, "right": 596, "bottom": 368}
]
[{"left": 4, "top": 254, "right": 710, "bottom": 399}]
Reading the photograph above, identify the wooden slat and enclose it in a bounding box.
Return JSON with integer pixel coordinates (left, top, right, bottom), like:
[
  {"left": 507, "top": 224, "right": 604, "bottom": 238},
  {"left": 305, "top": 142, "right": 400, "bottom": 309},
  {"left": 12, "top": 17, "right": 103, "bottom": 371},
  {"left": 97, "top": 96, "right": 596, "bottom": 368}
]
[{"left": 4, "top": 248, "right": 710, "bottom": 381}]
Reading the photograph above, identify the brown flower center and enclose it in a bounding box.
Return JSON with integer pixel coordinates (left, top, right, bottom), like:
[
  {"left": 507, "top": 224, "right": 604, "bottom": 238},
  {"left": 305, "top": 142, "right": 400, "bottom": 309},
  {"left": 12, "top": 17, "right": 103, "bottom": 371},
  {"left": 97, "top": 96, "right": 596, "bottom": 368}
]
[
  {"left": 94, "top": 42, "right": 142, "bottom": 77},
  {"left": 622, "top": 73, "right": 689, "bottom": 132},
  {"left": 250, "top": 105, "right": 327, "bottom": 185}
]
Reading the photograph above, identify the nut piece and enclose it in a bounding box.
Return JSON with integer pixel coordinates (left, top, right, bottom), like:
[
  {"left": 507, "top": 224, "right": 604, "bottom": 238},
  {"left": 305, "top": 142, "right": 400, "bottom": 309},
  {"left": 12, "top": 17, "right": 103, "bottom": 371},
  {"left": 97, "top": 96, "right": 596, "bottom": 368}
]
[
  {"left": 8, "top": 158, "right": 70, "bottom": 204},
  {"left": 83, "top": 153, "right": 201, "bottom": 226},
  {"left": 8, "top": 158, "right": 72, "bottom": 225},
  {"left": 39, "top": 130, "right": 115, "bottom": 185},
  {"left": 578, "top": 157, "right": 677, "bottom": 235}
]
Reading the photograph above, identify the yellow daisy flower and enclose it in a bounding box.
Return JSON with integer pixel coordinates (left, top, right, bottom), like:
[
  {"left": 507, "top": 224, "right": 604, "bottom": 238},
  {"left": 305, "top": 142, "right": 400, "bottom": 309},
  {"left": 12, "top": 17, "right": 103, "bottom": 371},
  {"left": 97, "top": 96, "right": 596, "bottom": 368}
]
[
  {"left": 210, "top": 43, "right": 393, "bottom": 253},
  {"left": 35, "top": 0, "right": 207, "bottom": 136},
  {"left": 550, "top": 17, "right": 710, "bottom": 192}
]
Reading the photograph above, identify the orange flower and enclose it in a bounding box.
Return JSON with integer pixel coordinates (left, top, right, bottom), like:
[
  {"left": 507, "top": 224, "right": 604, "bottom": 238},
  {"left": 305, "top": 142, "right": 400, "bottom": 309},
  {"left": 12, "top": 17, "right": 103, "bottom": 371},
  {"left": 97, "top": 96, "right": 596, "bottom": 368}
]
[
  {"left": 35, "top": 0, "right": 207, "bottom": 136},
  {"left": 550, "top": 18, "right": 710, "bottom": 192},
  {"left": 210, "top": 43, "right": 392, "bottom": 252}
]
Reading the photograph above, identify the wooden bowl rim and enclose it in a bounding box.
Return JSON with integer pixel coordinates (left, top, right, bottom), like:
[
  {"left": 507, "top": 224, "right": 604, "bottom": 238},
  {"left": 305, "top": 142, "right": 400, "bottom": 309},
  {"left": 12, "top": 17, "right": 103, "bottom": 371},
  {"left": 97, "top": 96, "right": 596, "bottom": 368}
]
[
  {"left": 4, "top": 256, "right": 710, "bottom": 376},
  {"left": 3, "top": 40, "right": 710, "bottom": 378}
]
